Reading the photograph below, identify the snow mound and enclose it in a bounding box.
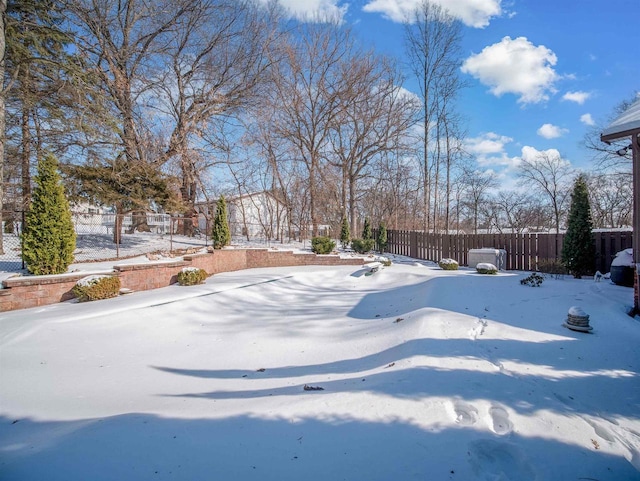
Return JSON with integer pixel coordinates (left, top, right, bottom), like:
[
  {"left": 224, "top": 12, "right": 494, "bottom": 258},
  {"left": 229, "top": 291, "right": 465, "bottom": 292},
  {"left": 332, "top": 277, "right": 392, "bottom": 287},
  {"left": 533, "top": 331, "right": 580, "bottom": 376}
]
[{"left": 611, "top": 248, "right": 634, "bottom": 267}]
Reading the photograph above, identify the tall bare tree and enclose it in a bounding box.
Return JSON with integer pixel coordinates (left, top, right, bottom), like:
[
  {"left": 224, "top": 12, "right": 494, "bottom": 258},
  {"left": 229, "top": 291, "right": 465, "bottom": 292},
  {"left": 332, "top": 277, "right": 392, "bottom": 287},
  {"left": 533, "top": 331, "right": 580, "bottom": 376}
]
[
  {"left": 65, "top": 0, "right": 193, "bottom": 240},
  {"left": 587, "top": 173, "right": 632, "bottom": 228},
  {"left": 327, "top": 54, "right": 418, "bottom": 236},
  {"left": 404, "top": 0, "right": 463, "bottom": 233},
  {"left": 269, "top": 21, "right": 351, "bottom": 237},
  {"left": 460, "top": 167, "right": 497, "bottom": 234},
  {"left": 150, "top": 0, "right": 282, "bottom": 234},
  {"left": 517, "top": 149, "right": 573, "bottom": 233}
]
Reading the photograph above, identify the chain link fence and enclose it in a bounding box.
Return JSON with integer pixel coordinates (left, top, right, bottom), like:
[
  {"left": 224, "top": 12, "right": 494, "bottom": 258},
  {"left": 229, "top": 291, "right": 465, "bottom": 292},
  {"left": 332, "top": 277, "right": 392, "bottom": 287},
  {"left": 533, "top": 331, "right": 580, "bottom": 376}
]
[
  {"left": 0, "top": 211, "right": 304, "bottom": 267},
  {"left": 1, "top": 212, "right": 212, "bottom": 266}
]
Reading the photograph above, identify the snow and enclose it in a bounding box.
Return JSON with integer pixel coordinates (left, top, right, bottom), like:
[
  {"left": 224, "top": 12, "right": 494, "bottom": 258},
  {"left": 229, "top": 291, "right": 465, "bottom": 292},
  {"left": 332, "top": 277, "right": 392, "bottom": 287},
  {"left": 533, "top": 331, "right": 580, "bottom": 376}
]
[
  {"left": 476, "top": 262, "right": 498, "bottom": 271},
  {"left": 439, "top": 258, "right": 458, "bottom": 265},
  {"left": 612, "top": 248, "right": 634, "bottom": 267},
  {"left": 76, "top": 274, "right": 113, "bottom": 287},
  {"left": 568, "top": 306, "right": 588, "bottom": 317},
  {"left": 1, "top": 258, "right": 640, "bottom": 480}
]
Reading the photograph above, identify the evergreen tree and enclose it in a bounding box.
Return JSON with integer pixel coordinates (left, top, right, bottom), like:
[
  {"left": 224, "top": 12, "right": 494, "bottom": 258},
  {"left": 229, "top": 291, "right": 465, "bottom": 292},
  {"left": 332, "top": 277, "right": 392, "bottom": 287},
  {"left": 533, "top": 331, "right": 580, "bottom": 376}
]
[
  {"left": 211, "top": 195, "right": 231, "bottom": 249},
  {"left": 340, "top": 216, "right": 350, "bottom": 248},
  {"left": 562, "top": 174, "right": 595, "bottom": 278},
  {"left": 377, "top": 222, "right": 387, "bottom": 254},
  {"left": 362, "top": 217, "right": 372, "bottom": 240},
  {"left": 22, "top": 152, "right": 76, "bottom": 274}
]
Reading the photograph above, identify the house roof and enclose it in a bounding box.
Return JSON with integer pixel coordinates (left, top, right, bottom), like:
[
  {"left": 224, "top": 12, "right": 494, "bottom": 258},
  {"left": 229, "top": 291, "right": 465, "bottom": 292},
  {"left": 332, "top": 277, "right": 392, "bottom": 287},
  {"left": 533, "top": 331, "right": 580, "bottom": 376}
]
[{"left": 601, "top": 97, "right": 640, "bottom": 143}]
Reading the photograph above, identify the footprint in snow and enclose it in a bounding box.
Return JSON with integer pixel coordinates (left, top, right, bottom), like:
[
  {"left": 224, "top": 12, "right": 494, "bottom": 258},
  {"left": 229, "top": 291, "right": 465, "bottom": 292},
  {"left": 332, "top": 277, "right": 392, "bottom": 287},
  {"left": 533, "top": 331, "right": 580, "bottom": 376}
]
[
  {"left": 468, "top": 319, "right": 487, "bottom": 340},
  {"left": 452, "top": 400, "right": 478, "bottom": 426},
  {"left": 489, "top": 405, "right": 513, "bottom": 436}
]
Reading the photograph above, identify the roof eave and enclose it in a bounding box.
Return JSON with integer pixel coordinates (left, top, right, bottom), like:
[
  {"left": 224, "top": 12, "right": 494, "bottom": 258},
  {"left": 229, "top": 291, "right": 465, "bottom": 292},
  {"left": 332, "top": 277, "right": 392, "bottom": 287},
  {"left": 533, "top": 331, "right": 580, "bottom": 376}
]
[{"left": 601, "top": 126, "right": 640, "bottom": 144}]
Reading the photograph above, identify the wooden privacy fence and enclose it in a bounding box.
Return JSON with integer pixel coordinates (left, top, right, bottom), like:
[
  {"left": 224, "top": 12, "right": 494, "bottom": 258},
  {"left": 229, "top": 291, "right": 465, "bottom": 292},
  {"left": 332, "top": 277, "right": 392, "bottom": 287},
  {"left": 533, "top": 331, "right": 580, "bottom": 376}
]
[{"left": 384, "top": 230, "right": 633, "bottom": 273}]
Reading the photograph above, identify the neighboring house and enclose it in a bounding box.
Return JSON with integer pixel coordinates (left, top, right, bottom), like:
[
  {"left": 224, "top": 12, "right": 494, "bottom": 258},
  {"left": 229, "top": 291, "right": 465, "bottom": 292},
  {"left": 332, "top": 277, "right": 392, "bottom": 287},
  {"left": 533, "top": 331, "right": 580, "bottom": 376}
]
[
  {"left": 71, "top": 203, "right": 171, "bottom": 235},
  {"left": 196, "top": 191, "right": 289, "bottom": 240}
]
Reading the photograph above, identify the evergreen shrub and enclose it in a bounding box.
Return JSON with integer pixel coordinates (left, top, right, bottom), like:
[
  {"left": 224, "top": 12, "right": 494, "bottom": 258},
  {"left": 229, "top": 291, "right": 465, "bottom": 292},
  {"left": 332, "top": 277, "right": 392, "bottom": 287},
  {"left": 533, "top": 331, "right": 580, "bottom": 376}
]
[
  {"left": 311, "top": 236, "right": 335, "bottom": 254},
  {"left": 351, "top": 238, "right": 375, "bottom": 254},
  {"left": 476, "top": 263, "right": 498, "bottom": 275},
  {"left": 362, "top": 218, "right": 372, "bottom": 240},
  {"left": 377, "top": 222, "right": 387, "bottom": 253},
  {"left": 22, "top": 152, "right": 76, "bottom": 275},
  {"left": 211, "top": 195, "right": 231, "bottom": 249},
  {"left": 562, "top": 174, "right": 595, "bottom": 278},
  {"left": 177, "top": 267, "right": 208, "bottom": 286},
  {"left": 73, "top": 275, "right": 121, "bottom": 302},
  {"left": 340, "top": 216, "right": 350, "bottom": 248},
  {"left": 439, "top": 258, "right": 459, "bottom": 270},
  {"left": 520, "top": 272, "right": 544, "bottom": 287}
]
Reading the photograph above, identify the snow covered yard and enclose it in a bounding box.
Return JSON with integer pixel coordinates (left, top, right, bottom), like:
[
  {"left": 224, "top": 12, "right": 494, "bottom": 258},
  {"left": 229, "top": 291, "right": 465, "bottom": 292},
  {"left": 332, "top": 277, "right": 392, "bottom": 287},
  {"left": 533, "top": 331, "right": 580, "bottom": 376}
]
[{"left": 1, "top": 260, "right": 639, "bottom": 480}]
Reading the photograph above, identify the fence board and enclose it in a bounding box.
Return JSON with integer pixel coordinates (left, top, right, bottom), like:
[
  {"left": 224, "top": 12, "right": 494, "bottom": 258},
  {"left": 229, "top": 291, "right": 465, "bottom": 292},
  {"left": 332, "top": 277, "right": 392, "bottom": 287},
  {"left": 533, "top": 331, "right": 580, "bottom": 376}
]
[{"left": 384, "top": 230, "right": 633, "bottom": 273}]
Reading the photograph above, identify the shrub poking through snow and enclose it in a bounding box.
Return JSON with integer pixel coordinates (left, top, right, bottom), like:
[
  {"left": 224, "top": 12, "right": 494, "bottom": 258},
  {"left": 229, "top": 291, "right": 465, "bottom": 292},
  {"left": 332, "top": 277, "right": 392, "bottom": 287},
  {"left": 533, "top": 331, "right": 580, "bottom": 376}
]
[
  {"left": 520, "top": 272, "right": 544, "bottom": 287},
  {"left": 362, "top": 218, "right": 372, "bottom": 240},
  {"left": 340, "top": 216, "right": 350, "bottom": 249},
  {"left": 476, "top": 263, "right": 498, "bottom": 275},
  {"left": 351, "top": 238, "right": 375, "bottom": 254},
  {"left": 211, "top": 195, "right": 231, "bottom": 249},
  {"left": 439, "top": 258, "right": 459, "bottom": 270},
  {"left": 73, "top": 275, "right": 121, "bottom": 302},
  {"left": 177, "top": 267, "right": 207, "bottom": 286},
  {"left": 311, "top": 236, "right": 336, "bottom": 254},
  {"left": 380, "top": 257, "right": 392, "bottom": 267},
  {"left": 376, "top": 222, "right": 387, "bottom": 254}
]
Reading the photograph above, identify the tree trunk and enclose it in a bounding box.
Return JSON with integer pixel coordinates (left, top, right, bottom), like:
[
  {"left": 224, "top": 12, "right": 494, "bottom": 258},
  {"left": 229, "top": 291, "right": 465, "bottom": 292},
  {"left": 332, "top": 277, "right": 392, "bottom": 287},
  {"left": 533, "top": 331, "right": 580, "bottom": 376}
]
[
  {"left": 21, "top": 103, "right": 31, "bottom": 210},
  {"left": 113, "top": 202, "right": 123, "bottom": 245},
  {"left": 127, "top": 211, "right": 151, "bottom": 234},
  {"left": 0, "top": 0, "right": 6, "bottom": 254}
]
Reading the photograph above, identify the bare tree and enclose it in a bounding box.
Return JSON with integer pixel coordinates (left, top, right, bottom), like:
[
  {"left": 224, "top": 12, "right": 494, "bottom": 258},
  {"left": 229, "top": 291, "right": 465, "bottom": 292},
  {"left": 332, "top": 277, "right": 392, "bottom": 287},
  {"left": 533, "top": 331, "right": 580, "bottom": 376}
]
[
  {"left": 327, "top": 53, "right": 418, "bottom": 236},
  {"left": 517, "top": 149, "right": 573, "bottom": 232},
  {"left": 269, "top": 21, "right": 353, "bottom": 237},
  {"left": 460, "top": 167, "right": 497, "bottom": 234},
  {"left": 490, "top": 191, "right": 544, "bottom": 233},
  {"left": 587, "top": 173, "right": 632, "bottom": 228},
  {"left": 404, "top": 0, "right": 463, "bottom": 233},
  {"left": 150, "top": 0, "right": 282, "bottom": 234},
  {"left": 585, "top": 94, "right": 637, "bottom": 174},
  {"left": 65, "top": 0, "right": 196, "bottom": 240}
]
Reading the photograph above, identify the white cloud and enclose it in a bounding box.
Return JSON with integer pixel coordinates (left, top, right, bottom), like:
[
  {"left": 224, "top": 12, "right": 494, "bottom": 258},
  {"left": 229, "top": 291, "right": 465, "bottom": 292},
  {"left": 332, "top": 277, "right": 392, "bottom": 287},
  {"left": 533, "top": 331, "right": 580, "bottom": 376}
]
[
  {"left": 362, "top": 0, "right": 503, "bottom": 27},
  {"left": 466, "top": 132, "right": 513, "bottom": 155},
  {"left": 263, "top": 0, "right": 348, "bottom": 22},
  {"left": 519, "top": 145, "right": 569, "bottom": 167},
  {"left": 580, "top": 113, "right": 595, "bottom": 126},
  {"left": 461, "top": 36, "right": 559, "bottom": 104},
  {"left": 537, "top": 123, "right": 568, "bottom": 139},
  {"left": 465, "top": 132, "right": 519, "bottom": 168},
  {"left": 562, "top": 91, "right": 591, "bottom": 104}
]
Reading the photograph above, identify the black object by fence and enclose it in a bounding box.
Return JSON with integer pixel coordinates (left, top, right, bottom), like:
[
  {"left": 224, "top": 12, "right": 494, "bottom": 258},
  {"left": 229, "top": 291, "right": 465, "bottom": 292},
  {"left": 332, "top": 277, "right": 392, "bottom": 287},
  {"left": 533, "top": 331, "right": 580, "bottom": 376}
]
[{"left": 384, "top": 230, "right": 633, "bottom": 273}]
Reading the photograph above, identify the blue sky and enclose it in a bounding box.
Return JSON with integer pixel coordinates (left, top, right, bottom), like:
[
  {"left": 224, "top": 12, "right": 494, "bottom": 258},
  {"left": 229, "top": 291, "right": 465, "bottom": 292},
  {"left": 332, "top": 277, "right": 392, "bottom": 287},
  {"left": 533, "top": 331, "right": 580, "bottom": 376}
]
[{"left": 268, "top": 0, "right": 639, "bottom": 180}]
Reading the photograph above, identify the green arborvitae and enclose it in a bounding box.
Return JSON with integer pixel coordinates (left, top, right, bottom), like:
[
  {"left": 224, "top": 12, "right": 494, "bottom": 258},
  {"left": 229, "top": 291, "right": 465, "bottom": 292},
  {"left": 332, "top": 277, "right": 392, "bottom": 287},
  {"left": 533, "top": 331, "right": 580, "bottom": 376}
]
[
  {"left": 340, "top": 216, "right": 350, "bottom": 248},
  {"left": 211, "top": 195, "right": 231, "bottom": 249},
  {"left": 362, "top": 217, "right": 372, "bottom": 240},
  {"left": 562, "top": 174, "right": 595, "bottom": 278},
  {"left": 22, "top": 152, "right": 76, "bottom": 274},
  {"left": 377, "top": 222, "right": 387, "bottom": 253}
]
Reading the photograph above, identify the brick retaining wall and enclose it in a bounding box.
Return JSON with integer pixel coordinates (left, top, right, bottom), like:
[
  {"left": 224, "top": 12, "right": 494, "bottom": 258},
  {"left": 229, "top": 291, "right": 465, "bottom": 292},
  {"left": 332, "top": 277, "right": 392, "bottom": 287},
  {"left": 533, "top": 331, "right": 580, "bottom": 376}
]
[{"left": 0, "top": 249, "right": 364, "bottom": 312}]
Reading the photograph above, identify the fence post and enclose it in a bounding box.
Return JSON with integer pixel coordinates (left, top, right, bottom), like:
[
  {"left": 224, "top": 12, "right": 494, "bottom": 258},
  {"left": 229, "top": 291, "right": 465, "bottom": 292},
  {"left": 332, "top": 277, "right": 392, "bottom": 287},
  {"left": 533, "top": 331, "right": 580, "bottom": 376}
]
[{"left": 410, "top": 231, "right": 418, "bottom": 259}]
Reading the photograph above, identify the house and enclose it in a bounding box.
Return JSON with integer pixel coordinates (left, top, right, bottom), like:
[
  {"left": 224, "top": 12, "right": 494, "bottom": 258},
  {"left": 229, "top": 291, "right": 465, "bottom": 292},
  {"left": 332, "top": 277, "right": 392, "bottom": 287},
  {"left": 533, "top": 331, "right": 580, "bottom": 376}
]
[{"left": 196, "top": 191, "right": 289, "bottom": 241}]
